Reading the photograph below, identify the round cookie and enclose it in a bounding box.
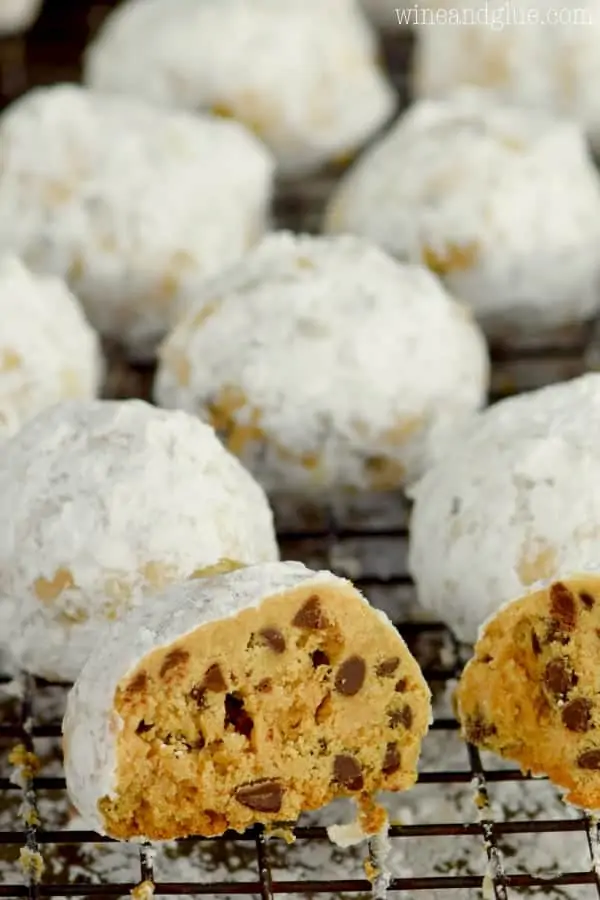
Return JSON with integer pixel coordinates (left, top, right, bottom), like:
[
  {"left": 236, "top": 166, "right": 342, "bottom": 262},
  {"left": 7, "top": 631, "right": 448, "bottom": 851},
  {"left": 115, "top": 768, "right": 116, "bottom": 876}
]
[
  {"left": 0, "top": 256, "right": 102, "bottom": 441},
  {"left": 412, "top": 0, "right": 600, "bottom": 154},
  {"left": 0, "top": 84, "right": 274, "bottom": 360},
  {"left": 457, "top": 572, "right": 600, "bottom": 809},
  {"left": 154, "top": 232, "right": 489, "bottom": 494},
  {"left": 0, "top": 0, "right": 42, "bottom": 34},
  {"left": 0, "top": 399, "right": 279, "bottom": 682},
  {"left": 83, "top": 0, "right": 396, "bottom": 177},
  {"left": 324, "top": 90, "right": 600, "bottom": 339},
  {"left": 63, "top": 560, "right": 432, "bottom": 840},
  {"left": 408, "top": 373, "right": 600, "bottom": 644}
]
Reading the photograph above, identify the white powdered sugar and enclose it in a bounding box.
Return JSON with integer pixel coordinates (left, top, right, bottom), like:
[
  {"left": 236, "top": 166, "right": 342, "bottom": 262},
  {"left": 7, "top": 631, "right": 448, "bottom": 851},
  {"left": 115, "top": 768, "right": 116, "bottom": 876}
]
[
  {"left": 0, "top": 399, "right": 278, "bottom": 682},
  {"left": 0, "top": 0, "right": 41, "bottom": 34},
  {"left": 412, "top": 0, "right": 600, "bottom": 154},
  {"left": 324, "top": 90, "right": 600, "bottom": 339},
  {"left": 83, "top": 0, "right": 396, "bottom": 176},
  {"left": 0, "top": 84, "right": 274, "bottom": 359},
  {"left": 155, "top": 231, "right": 489, "bottom": 494},
  {"left": 0, "top": 255, "right": 102, "bottom": 441},
  {"left": 408, "top": 373, "right": 600, "bottom": 643}
]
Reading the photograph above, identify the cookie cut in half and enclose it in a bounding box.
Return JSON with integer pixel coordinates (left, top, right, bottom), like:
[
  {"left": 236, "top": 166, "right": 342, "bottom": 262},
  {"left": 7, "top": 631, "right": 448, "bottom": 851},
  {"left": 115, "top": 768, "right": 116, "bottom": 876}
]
[
  {"left": 63, "top": 561, "right": 431, "bottom": 840},
  {"left": 457, "top": 573, "right": 600, "bottom": 808}
]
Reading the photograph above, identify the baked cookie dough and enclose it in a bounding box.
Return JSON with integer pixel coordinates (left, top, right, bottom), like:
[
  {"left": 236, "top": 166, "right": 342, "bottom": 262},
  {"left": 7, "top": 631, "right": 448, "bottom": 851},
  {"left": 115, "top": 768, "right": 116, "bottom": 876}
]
[
  {"left": 0, "top": 0, "right": 42, "bottom": 34},
  {"left": 457, "top": 573, "right": 600, "bottom": 809},
  {"left": 0, "top": 84, "right": 274, "bottom": 359},
  {"left": 155, "top": 232, "right": 489, "bottom": 494},
  {"left": 0, "top": 256, "right": 102, "bottom": 440},
  {"left": 63, "top": 560, "right": 431, "bottom": 840},
  {"left": 0, "top": 399, "right": 278, "bottom": 682},
  {"left": 324, "top": 90, "right": 600, "bottom": 339},
  {"left": 412, "top": 0, "right": 600, "bottom": 154},
  {"left": 408, "top": 373, "right": 600, "bottom": 644},
  {"left": 83, "top": 0, "right": 396, "bottom": 176}
]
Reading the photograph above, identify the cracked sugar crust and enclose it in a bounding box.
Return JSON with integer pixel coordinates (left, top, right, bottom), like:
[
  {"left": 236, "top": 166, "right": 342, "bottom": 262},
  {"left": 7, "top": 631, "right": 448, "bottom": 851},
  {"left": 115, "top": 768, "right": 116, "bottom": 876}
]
[
  {"left": 83, "top": 0, "right": 396, "bottom": 176},
  {"left": 324, "top": 89, "right": 600, "bottom": 339},
  {"left": 0, "top": 399, "right": 278, "bottom": 682},
  {"left": 0, "top": 0, "right": 41, "bottom": 34},
  {"left": 63, "top": 560, "right": 431, "bottom": 840},
  {"left": 408, "top": 372, "right": 600, "bottom": 645},
  {"left": 457, "top": 572, "right": 600, "bottom": 810},
  {"left": 154, "top": 232, "right": 489, "bottom": 494},
  {"left": 0, "top": 256, "right": 102, "bottom": 441},
  {"left": 412, "top": 0, "right": 600, "bottom": 154},
  {"left": 0, "top": 84, "right": 274, "bottom": 360}
]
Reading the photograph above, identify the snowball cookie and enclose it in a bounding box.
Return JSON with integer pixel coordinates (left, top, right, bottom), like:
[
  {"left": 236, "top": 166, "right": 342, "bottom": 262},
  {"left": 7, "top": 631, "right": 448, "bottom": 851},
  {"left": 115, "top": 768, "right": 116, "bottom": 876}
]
[
  {"left": 63, "top": 560, "right": 432, "bottom": 840},
  {"left": 408, "top": 373, "right": 600, "bottom": 644},
  {"left": 412, "top": 0, "right": 600, "bottom": 154},
  {"left": 324, "top": 91, "right": 600, "bottom": 339},
  {"left": 457, "top": 572, "right": 600, "bottom": 809},
  {"left": 0, "top": 399, "right": 279, "bottom": 683},
  {"left": 83, "top": 0, "right": 396, "bottom": 177},
  {"left": 0, "top": 256, "right": 102, "bottom": 441},
  {"left": 0, "top": 84, "right": 274, "bottom": 360},
  {"left": 155, "top": 232, "right": 489, "bottom": 494},
  {"left": 0, "top": 0, "right": 42, "bottom": 34}
]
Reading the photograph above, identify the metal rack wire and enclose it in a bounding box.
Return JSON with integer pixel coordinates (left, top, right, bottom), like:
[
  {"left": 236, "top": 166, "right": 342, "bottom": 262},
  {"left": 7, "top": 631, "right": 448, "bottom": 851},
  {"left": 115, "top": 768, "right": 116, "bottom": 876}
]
[{"left": 2, "top": 0, "right": 600, "bottom": 896}]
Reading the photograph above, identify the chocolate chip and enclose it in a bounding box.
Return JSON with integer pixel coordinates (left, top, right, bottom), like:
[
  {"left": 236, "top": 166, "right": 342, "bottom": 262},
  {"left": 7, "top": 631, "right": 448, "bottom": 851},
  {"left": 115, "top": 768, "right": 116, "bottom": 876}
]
[
  {"left": 376, "top": 658, "right": 400, "bottom": 677},
  {"left": 333, "top": 754, "right": 364, "bottom": 791},
  {"left": 224, "top": 693, "right": 253, "bottom": 738},
  {"left": 531, "top": 631, "right": 542, "bottom": 656},
  {"left": 135, "top": 720, "right": 153, "bottom": 735},
  {"left": 293, "top": 595, "right": 328, "bottom": 629},
  {"left": 235, "top": 779, "right": 283, "bottom": 812},
  {"left": 389, "top": 705, "right": 413, "bottom": 729},
  {"left": 257, "top": 678, "right": 272, "bottom": 693},
  {"left": 543, "top": 658, "right": 578, "bottom": 699},
  {"left": 465, "top": 714, "right": 497, "bottom": 745},
  {"left": 395, "top": 678, "right": 407, "bottom": 693},
  {"left": 311, "top": 649, "right": 330, "bottom": 668},
  {"left": 479, "top": 655, "right": 493, "bottom": 664},
  {"left": 204, "top": 663, "right": 227, "bottom": 692},
  {"left": 577, "top": 749, "right": 600, "bottom": 769},
  {"left": 195, "top": 731, "right": 206, "bottom": 750},
  {"left": 335, "top": 656, "right": 366, "bottom": 696},
  {"left": 549, "top": 582, "right": 577, "bottom": 630},
  {"left": 159, "top": 648, "right": 190, "bottom": 678},
  {"left": 580, "top": 591, "right": 595, "bottom": 610},
  {"left": 258, "top": 628, "right": 286, "bottom": 654},
  {"left": 546, "top": 619, "right": 571, "bottom": 645},
  {"left": 562, "top": 698, "right": 592, "bottom": 732},
  {"left": 189, "top": 684, "right": 207, "bottom": 708},
  {"left": 382, "top": 742, "right": 401, "bottom": 775}
]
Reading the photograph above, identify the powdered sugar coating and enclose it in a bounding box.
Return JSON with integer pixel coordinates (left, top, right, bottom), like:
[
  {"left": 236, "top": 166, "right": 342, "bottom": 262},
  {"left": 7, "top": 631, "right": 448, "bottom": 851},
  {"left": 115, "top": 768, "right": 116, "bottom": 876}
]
[
  {"left": 0, "top": 256, "right": 102, "bottom": 440},
  {"left": 0, "top": 399, "right": 278, "bottom": 682},
  {"left": 412, "top": 0, "right": 600, "bottom": 153},
  {"left": 0, "top": 0, "right": 41, "bottom": 33},
  {"left": 408, "top": 373, "right": 600, "bottom": 643},
  {"left": 324, "top": 91, "right": 600, "bottom": 338},
  {"left": 155, "top": 232, "right": 489, "bottom": 494},
  {"left": 0, "top": 84, "right": 274, "bottom": 359},
  {"left": 62, "top": 561, "right": 398, "bottom": 836},
  {"left": 83, "top": 0, "right": 396, "bottom": 176}
]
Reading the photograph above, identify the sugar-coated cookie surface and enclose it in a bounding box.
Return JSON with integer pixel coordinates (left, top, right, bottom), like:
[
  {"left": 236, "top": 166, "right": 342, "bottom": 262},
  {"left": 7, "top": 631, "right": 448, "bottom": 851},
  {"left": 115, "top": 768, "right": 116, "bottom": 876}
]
[
  {"left": 63, "top": 561, "right": 431, "bottom": 840},
  {"left": 457, "top": 573, "right": 600, "bottom": 809},
  {"left": 413, "top": 0, "right": 600, "bottom": 153},
  {"left": 408, "top": 373, "right": 600, "bottom": 643},
  {"left": 83, "top": 0, "right": 396, "bottom": 176},
  {"left": 0, "top": 84, "right": 274, "bottom": 359},
  {"left": 0, "top": 0, "right": 42, "bottom": 34},
  {"left": 0, "top": 256, "right": 102, "bottom": 440},
  {"left": 324, "top": 91, "right": 600, "bottom": 338},
  {"left": 0, "top": 400, "right": 278, "bottom": 682},
  {"left": 155, "top": 232, "right": 489, "bottom": 494}
]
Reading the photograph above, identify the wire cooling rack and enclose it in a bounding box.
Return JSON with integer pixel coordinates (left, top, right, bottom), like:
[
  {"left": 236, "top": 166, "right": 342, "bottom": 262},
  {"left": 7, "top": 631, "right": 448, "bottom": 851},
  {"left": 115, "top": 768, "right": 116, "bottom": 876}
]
[{"left": 2, "top": 1, "right": 600, "bottom": 897}]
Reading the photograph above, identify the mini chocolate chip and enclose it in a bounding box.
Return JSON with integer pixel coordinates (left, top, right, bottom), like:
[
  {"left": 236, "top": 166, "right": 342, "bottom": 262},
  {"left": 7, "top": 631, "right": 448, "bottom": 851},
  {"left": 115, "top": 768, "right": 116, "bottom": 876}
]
[
  {"left": 235, "top": 779, "right": 283, "bottom": 812},
  {"left": 165, "top": 732, "right": 192, "bottom": 751},
  {"left": 465, "top": 715, "right": 497, "bottom": 746},
  {"left": 257, "top": 678, "right": 272, "bottom": 693},
  {"left": 135, "top": 720, "right": 153, "bottom": 735},
  {"left": 126, "top": 672, "right": 148, "bottom": 696},
  {"left": 382, "top": 742, "right": 401, "bottom": 775},
  {"left": 204, "top": 663, "right": 227, "bottom": 692},
  {"left": 376, "top": 658, "right": 400, "bottom": 677},
  {"left": 549, "top": 582, "right": 577, "bottom": 630},
  {"left": 159, "top": 648, "right": 190, "bottom": 678},
  {"left": 479, "top": 655, "right": 493, "bottom": 664},
  {"left": 546, "top": 619, "right": 571, "bottom": 645},
  {"left": 543, "top": 658, "right": 578, "bottom": 699},
  {"left": 389, "top": 705, "right": 413, "bottom": 729},
  {"left": 225, "top": 692, "right": 253, "bottom": 738},
  {"left": 189, "top": 684, "right": 207, "bottom": 708},
  {"left": 335, "top": 656, "right": 366, "bottom": 696},
  {"left": 195, "top": 731, "right": 206, "bottom": 750},
  {"left": 580, "top": 591, "right": 595, "bottom": 610},
  {"left": 577, "top": 749, "right": 600, "bottom": 769},
  {"left": 293, "top": 595, "right": 328, "bottom": 629},
  {"left": 311, "top": 649, "right": 330, "bottom": 668},
  {"left": 531, "top": 631, "right": 542, "bottom": 656},
  {"left": 395, "top": 678, "right": 407, "bottom": 693},
  {"left": 562, "top": 698, "right": 593, "bottom": 733},
  {"left": 333, "top": 754, "right": 364, "bottom": 791},
  {"left": 258, "top": 628, "right": 286, "bottom": 654}
]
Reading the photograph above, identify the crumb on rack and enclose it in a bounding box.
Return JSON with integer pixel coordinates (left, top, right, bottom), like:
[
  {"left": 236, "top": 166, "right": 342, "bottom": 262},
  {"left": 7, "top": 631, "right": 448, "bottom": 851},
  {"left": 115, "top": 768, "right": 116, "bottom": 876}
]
[
  {"left": 8, "top": 743, "right": 41, "bottom": 786},
  {"left": 264, "top": 823, "right": 296, "bottom": 843},
  {"left": 19, "top": 847, "right": 45, "bottom": 882},
  {"left": 131, "top": 879, "right": 155, "bottom": 899}
]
